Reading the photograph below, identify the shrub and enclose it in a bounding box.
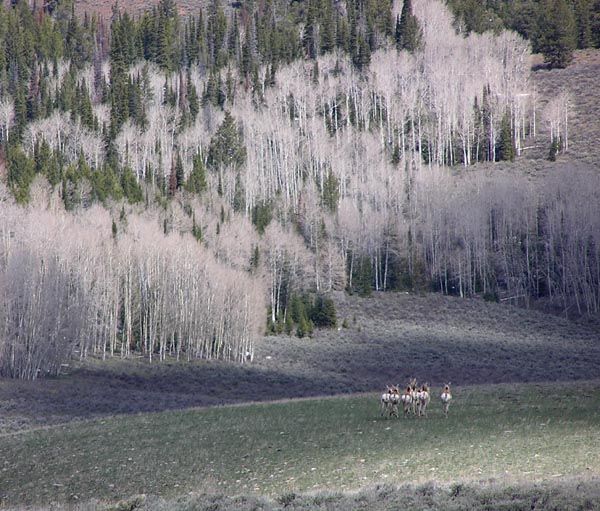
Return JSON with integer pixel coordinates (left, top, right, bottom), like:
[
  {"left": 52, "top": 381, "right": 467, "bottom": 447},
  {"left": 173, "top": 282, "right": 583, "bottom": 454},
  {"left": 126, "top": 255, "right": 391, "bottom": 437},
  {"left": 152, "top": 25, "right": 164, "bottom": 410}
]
[
  {"left": 277, "top": 492, "right": 297, "bottom": 507},
  {"left": 483, "top": 291, "right": 499, "bottom": 303}
]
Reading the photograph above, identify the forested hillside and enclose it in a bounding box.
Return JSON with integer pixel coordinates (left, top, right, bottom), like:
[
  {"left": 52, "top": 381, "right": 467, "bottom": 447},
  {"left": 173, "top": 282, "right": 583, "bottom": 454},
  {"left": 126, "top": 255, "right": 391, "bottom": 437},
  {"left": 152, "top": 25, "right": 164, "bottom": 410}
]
[{"left": 0, "top": 0, "right": 599, "bottom": 379}]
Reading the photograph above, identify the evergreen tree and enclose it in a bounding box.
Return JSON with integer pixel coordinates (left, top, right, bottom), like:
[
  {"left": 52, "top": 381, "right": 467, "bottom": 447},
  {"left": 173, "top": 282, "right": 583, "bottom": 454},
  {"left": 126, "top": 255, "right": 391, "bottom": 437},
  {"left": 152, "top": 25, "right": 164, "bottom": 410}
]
[
  {"left": 539, "top": 0, "right": 576, "bottom": 69},
  {"left": 187, "top": 73, "right": 199, "bottom": 122},
  {"left": 303, "top": 0, "right": 318, "bottom": 59},
  {"left": 155, "top": 0, "right": 179, "bottom": 71},
  {"left": 192, "top": 213, "right": 203, "bottom": 241},
  {"left": 354, "top": 256, "right": 373, "bottom": 296},
  {"left": 321, "top": 170, "right": 340, "bottom": 213},
  {"left": 310, "top": 295, "right": 337, "bottom": 328},
  {"left": 174, "top": 152, "right": 185, "bottom": 190},
  {"left": 593, "top": 1, "right": 600, "bottom": 48},
  {"left": 250, "top": 245, "right": 260, "bottom": 270},
  {"left": 121, "top": 167, "right": 143, "bottom": 203},
  {"left": 207, "top": 111, "right": 246, "bottom": 169},
  {"left": 395, "top": 0, "right": 422, "bottom": 52},
  {"left": 7, "top": 145, "right": 35, "bottom": 203},
  {"left": 252, "top": 201, "right": 272, "bottom": 234},
  {"left": 574, "top": 0, "right": 593, "bottom": 48},
  {"left": 496, "top": 112, "right": 515, "bottom": 162},
  {"left": 233, "top": 171, "right": 245, "bottom": 212},
  {"left": 352, "top": 33, "right": 371, "bottom": 70},
  {"left": 185, "top": 153, "right": 207, "bottom": 194}
]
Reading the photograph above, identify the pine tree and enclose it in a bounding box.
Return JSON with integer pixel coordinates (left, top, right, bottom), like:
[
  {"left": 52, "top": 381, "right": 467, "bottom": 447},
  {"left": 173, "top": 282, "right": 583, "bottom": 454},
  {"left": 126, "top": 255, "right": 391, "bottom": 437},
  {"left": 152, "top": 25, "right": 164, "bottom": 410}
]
[
  {"left": 574, "top": 0, "right": 593, "bottom": 48},
  {"left": 187, "top": 73, "right": 199, "bottom": 122},
  {"left": 121, "top": 167, "right": 143, "bottom": 202},
  {"left": 352, "top": 33, "right": 371, "bottom": 70},
  {"left": 7, "top": 145, "right": 35, "bottom": 203},
  {"left": 233, "top": 171, "right": 245, "bottom": 212},
  {"left": 303, "top": 0, "right": 318, "bottom": 59},
  {"left": 207, "top": 111, "right": 246, "bottom": 169},
  {"left": 252, "top": 201, "right": 272, "bottom": 234},
  {"left": 395, "top": 0, "right": 422, "bottom": 52},
  {"left": 185, "top": 153, "right": 207, "bottom": 194},
  {"left": 250, "top": 245, "right": 260, "bottom": 270},
  {"left": 321, "top": 170, "right": 340, "bottom": 213},
  {"left": 593, "top": 1, "right": 600, "bottom": 48},
  {"left": 496, "top": 112, "right": 515, "bottom": 162},
  {"left": 310, "top": 295, "right": 337, "bottom": 328},
  {"left": 192, "top": 213, "right": 203, "bottom": 241},
  {"left": 174, "top": 152, "right": 185, "bottom": 190},
  {"left": 539, "top": 0, "right": 576, "bottom": 69}
]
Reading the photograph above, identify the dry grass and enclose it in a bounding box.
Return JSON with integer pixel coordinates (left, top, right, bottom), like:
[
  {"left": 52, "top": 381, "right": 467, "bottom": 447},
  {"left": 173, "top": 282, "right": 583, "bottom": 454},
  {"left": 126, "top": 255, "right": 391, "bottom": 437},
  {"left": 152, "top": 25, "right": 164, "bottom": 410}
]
[
  {"left": 531, "top": 49, "right": 600, "bottom": 168},
  {"left": 11, "top": 478, "right": 600, "bottom": 511}
]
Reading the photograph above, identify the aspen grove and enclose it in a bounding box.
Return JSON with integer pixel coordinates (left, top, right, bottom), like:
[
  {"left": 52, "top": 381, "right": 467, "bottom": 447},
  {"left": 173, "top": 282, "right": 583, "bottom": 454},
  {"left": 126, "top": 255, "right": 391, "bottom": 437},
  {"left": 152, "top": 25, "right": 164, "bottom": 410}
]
[
  {"left": 0, "top": 0, "right": 598, "bottom": 378},
  {"left": 0, "top": 202, "right": 264, "bottom": 379}
]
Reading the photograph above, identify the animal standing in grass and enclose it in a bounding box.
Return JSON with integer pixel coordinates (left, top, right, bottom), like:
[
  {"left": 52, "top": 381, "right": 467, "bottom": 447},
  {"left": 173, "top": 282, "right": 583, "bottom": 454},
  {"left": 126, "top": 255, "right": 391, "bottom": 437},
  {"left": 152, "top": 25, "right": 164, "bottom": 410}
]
[
  {"left": 380, "top": 386, "right": 392, "bottom": 417},
  {"left": 388, "top": 386, "right": 400, "bottom": 418},
  {"left": 440, "top": 383, "right": 452, "bottom": 417},
  {"left": 418, "top": 383, "right": 430, "bottom": 417},
  {"left": 381, "top": 385, "right": 400, "bottom": 417},
  {"left": 409, "top": 378, "right": 419, "bottom": 415},
  {"left": 400, "top": 385, "right": 413, "bottom": 417}
]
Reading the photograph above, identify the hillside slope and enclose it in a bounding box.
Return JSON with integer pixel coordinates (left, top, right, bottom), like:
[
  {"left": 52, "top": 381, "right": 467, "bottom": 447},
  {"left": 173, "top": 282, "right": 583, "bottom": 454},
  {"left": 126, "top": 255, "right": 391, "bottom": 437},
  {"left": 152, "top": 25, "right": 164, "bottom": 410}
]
[{"left": 1, "top": 292, "right": 597, "bottom": 435}]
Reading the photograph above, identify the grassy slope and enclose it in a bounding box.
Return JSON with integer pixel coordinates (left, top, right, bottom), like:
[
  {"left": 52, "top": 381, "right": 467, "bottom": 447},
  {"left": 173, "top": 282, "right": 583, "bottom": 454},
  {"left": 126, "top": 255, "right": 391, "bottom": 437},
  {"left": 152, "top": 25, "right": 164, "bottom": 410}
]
[
  {"left": 1, "top": 292, "right": 598, "bottom": 435},
  {"left": 1, "top": 381, "right": 600, "bottom": 508}
]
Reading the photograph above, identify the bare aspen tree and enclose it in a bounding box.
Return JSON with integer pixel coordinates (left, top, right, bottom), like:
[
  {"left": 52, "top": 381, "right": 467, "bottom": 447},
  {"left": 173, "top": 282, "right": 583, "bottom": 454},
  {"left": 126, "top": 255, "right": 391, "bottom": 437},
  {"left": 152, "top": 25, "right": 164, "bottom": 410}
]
[
  {"left": 0, "top": 98, "right": 14, "bottom": 144},
  {"left": 543, "top": 91, "right": 570, "bottom": 152}
]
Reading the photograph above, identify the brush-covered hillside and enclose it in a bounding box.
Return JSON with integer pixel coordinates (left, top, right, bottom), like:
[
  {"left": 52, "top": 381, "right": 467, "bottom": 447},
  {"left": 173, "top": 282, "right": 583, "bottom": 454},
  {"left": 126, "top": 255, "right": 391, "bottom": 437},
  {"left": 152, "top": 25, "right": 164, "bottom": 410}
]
[{"left": 0, "top": 0, "right": 599, "bottom": 379}]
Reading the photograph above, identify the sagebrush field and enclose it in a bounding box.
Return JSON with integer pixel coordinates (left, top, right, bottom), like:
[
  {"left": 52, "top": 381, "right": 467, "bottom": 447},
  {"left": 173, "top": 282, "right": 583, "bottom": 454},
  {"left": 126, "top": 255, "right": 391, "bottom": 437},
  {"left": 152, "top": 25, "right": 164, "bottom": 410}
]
[{"left": 1, "top": 293, "right": 599, "bottom": 509}]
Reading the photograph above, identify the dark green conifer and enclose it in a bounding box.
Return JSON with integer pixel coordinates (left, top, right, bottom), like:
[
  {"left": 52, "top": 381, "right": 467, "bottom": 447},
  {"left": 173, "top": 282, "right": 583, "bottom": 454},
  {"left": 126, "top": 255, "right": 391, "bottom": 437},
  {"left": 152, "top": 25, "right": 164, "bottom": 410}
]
[
  {"left": 207, "top": 111, "right": 246, "bottom": 170},
  {"left": 395, "top": 0, "right": 422, "bottom": 52},
  {"left": 539, "top": 0, "right": 576, "bottom": 68},
  {"left": 496, "top": 112, "right": 515, "bottom": 162},
  {"left": 185, "top": 153, "right": 207, "bottom": 194}
]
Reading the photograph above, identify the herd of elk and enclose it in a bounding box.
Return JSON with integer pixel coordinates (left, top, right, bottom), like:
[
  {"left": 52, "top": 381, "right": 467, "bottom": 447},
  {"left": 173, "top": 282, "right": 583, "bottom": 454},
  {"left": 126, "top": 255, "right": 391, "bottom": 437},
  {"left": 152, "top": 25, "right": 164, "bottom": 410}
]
[{"left": 380, "top": 380, "right": 451, "bottom": 418}]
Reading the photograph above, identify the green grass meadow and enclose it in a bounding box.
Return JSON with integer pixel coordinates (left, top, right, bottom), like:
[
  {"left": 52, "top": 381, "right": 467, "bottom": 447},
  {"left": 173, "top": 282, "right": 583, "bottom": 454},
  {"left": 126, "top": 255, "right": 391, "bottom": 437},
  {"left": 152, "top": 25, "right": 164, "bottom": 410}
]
[{"left": 1, "top": 381, "right": 600, "bottom": 508}]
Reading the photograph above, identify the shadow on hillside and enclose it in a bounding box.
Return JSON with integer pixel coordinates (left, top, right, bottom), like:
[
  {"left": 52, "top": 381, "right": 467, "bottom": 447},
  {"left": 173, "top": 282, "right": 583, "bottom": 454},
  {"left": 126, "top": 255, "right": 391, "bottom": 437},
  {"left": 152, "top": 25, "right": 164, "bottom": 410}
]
[
  {"left": 2, "top": 322, "right": 599, "bottom": 434},
  {"left": 2, "top": 290, "right": 599, "bottom": 433},
  {"left": 0, "top": 361, "right": 357, "bottom": 432}
]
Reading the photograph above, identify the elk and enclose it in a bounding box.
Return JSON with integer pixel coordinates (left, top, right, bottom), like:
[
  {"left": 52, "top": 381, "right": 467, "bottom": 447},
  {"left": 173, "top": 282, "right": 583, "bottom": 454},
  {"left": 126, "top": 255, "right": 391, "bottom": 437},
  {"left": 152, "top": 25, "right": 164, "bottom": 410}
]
[{"left": 440, "top": 383, "right": 452, "bottom": 418}]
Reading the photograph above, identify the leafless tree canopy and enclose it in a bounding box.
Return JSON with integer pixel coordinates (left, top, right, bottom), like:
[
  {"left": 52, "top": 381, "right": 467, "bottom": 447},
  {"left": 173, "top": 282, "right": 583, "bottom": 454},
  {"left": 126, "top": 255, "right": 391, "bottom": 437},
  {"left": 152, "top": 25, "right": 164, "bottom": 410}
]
[
  {"left": 1, "top": 0, "right": 598, "bottom": 379},
  {"left": 0, "top": 204, "right": 264, "bottom": 379}
]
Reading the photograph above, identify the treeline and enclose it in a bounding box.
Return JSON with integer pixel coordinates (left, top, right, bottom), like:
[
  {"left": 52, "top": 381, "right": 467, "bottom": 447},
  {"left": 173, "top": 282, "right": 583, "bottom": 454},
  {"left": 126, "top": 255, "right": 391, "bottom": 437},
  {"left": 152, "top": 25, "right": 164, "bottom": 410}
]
[
  {"left": 0, "top": 202, "right": 264, "bottom": 379},
  {"left": 447, "top": 0, "right": 600, "bottom": 67},
  {"left": 411, "top": 166, "right": 600, "bottom": 316}
]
